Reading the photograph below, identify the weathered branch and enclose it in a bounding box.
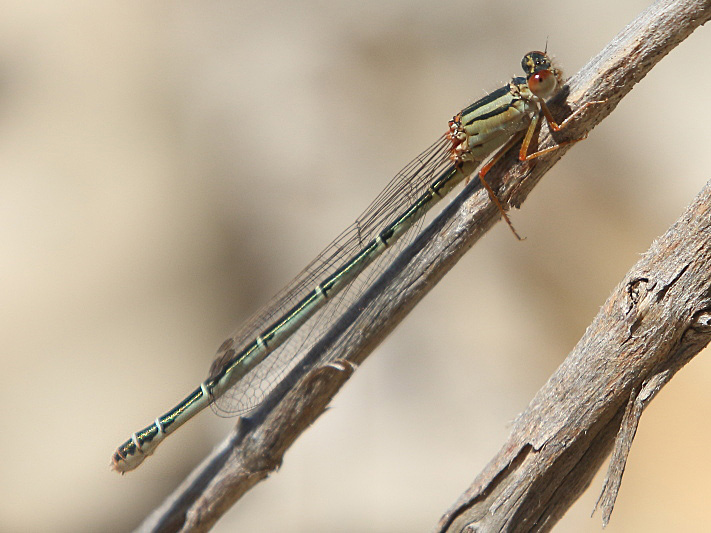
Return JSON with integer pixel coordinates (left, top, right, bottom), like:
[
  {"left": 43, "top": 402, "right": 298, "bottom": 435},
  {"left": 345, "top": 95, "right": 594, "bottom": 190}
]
[
  {"left": 136, "top": 0, "right": 711, "bottom": 531},
  {"left": 439, "top": 178, "right": 711, "bottom": 531}
]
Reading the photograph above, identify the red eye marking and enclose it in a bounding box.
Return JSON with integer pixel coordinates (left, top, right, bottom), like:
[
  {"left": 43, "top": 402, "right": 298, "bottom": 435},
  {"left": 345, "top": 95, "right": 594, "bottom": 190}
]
[{"left": 528, "top": 69, "right": 557, "bottom": 98}]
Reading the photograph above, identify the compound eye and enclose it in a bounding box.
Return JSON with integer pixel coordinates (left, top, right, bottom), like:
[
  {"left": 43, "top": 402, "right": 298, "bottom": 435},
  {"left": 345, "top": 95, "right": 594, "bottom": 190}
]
[{"left": 528, "top": 69, "right": 558, "bottom": 98}]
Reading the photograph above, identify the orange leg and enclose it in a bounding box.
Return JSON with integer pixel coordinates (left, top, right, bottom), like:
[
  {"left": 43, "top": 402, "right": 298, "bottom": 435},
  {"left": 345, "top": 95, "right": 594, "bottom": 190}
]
[
  {"left": 519, "top": 99, "right": 606, "bottom": 162},
  {"left": 471, "top": 133, "right": 527, "bottom": 241},
  {"left": 540, "top": 99, "right": 605, "bottom": 132}
]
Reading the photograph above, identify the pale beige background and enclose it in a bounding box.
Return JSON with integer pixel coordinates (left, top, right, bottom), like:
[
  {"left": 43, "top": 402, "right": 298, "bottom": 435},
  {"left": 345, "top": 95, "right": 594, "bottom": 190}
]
[{"left": 1, "top": 1, "right": 710, "bottom": 532}]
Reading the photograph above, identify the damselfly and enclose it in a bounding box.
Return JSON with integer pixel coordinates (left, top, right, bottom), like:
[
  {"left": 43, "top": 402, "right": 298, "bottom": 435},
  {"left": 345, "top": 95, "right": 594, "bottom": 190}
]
[{"left": 112, "top": 51, "right": 601, "bottom": 472}]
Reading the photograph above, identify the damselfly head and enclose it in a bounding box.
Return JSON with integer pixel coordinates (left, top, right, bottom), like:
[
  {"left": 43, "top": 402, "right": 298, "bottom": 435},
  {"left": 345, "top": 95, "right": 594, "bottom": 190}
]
[{"left": 522, "top": 51, "right": 563, "bottom": 99}]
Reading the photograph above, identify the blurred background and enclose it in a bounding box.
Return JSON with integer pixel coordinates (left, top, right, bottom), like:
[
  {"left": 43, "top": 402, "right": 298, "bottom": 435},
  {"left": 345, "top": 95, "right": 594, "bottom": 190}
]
[{"left": 1, "top": 1, "right": 710, "bottom": 531}]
